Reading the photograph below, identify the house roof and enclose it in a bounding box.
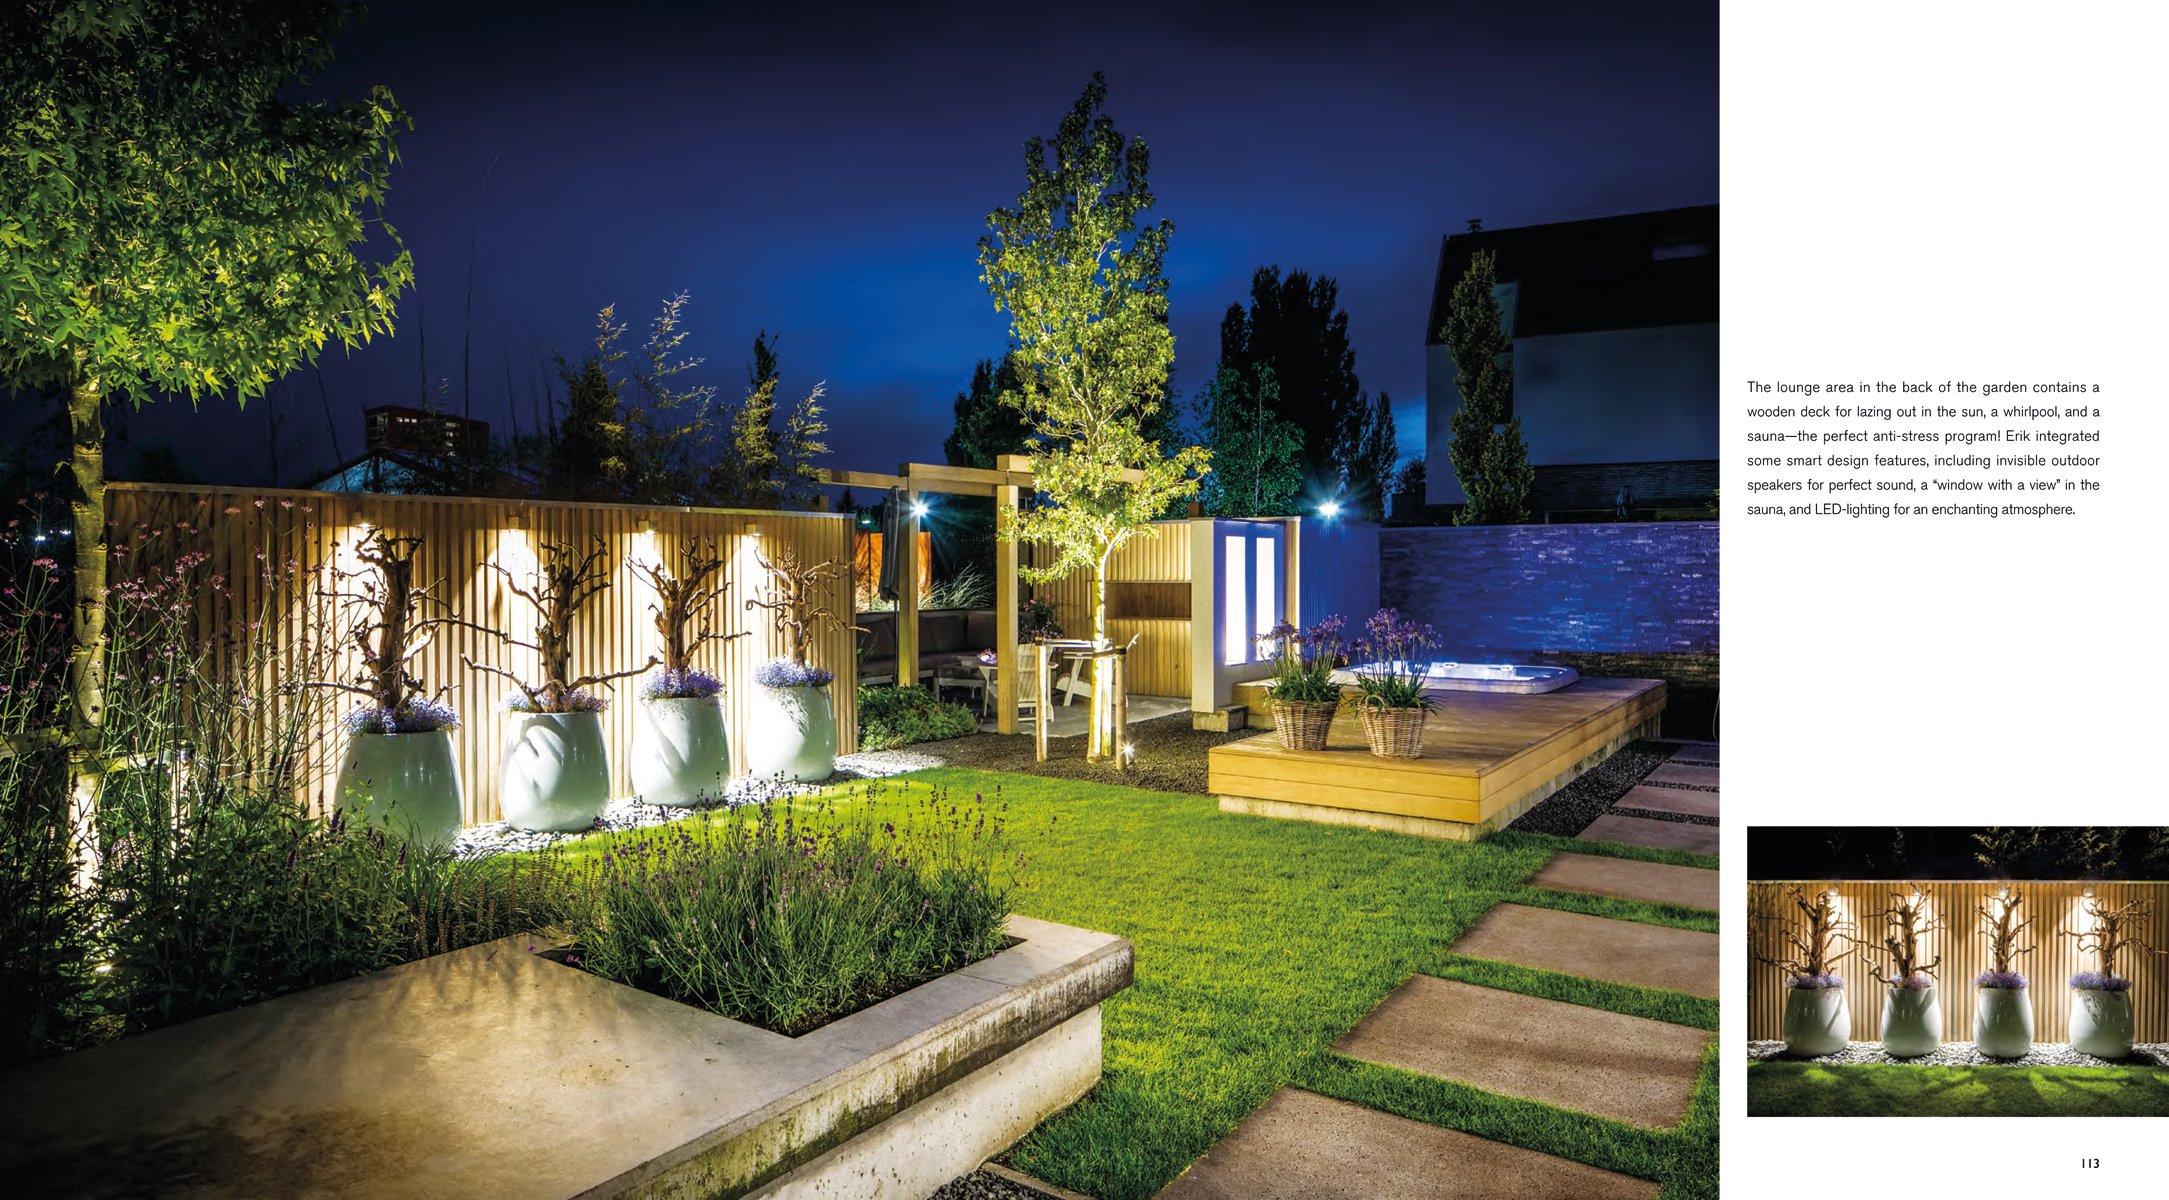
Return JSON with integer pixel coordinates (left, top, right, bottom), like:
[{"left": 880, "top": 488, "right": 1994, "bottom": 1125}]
[{"left": 1425, "top": 205, "right": 1717, "bottom": 343}]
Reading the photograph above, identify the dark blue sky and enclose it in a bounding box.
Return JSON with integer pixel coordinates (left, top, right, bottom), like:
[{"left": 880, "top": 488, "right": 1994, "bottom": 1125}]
[{"left": 125, "top": 0, "right": 1715, "bottom": 485}]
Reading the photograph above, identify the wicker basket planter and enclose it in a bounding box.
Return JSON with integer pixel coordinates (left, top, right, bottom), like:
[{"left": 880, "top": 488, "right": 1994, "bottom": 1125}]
[
  {"left": 1358, "top": 704, "right": 1428, "bottom": 759},
  {"left": 1270, "top": 698, "right": 1340, "bottom": 751}
]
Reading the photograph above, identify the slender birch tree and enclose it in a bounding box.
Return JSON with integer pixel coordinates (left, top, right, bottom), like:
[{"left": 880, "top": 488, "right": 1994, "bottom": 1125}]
[{"left": 977, "top": 73, "right": 1209, "bottom": 761}]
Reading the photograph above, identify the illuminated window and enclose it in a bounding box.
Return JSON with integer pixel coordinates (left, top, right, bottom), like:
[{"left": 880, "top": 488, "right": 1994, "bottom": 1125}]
[
  {"left": 1222, "top": 535, "right": 1245, "bottom": 666},
  {"left": 1220, "top": 524, "right": 1285, "bottom": 667}
]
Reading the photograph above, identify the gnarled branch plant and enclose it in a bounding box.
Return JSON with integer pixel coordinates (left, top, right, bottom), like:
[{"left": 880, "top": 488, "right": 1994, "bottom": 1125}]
[
  {"left": 745, "top": 546, "right": 860, "bottom": 667},
  {"left": 1750, "top": 884, "right": 1856, "bottom": 980},
  {"left": 2059, "top": 895, "right": 2163, "bottom": 979},
  {"left": 1863, "top": 885, "right": 1946, "bottom": 985},
  {"left": 629, "top": 538, "right": 744, "bottom": 673},
  {"left": 1978, "top": 889, "right": 2036, "bottom": 975},
  {"left": 464, "top": 536, "right": 654, "bottom": 711},
  {"left": 305, "top": 530, "right": 458, "bottom": 717}
]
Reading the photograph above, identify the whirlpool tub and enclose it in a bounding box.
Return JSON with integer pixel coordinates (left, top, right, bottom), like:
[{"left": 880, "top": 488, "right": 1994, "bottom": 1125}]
[{"left": 1333, "top": 661, "right": 1581, "bottom": 695}]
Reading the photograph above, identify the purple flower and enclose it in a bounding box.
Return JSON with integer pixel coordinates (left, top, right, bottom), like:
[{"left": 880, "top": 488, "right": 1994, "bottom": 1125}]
[
  {"left": 641, "top": 667, "right": 723, "bottom": 701},
  {"left": 343, "top": 697, "right": 461, "bottom": 734},
  {"left": 1785, "top": 972, "right": 1844, "bottom": 990},
  {"left": 1890, "top": 972, "right": 1934, "bottom": 990},
  {"left": 755, "top": 658, "right": 834, "bottom": 688},
  {"left": 1976, "top": 969, "right": 2028, "bottom": 990},
  {"left": 2070, "top": 971, "right": 2133, "bottom": 992}
]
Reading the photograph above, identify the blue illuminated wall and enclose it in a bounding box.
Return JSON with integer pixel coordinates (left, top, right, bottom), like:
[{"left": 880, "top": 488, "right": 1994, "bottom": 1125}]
[{"left": 1378, "top": 522, "right": 1717, "bottom": 659}]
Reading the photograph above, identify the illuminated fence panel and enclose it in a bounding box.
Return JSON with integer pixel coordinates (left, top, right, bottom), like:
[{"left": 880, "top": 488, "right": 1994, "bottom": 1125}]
[
  {"left": 1748, "top": 879, "right": 2169, "bottom": 1043},
  {"left": 1034, "top": 519, "right": 1194, "bottom": 698},
  {"left": 106, "top": 484, "right": 857, "bottom": 826}
]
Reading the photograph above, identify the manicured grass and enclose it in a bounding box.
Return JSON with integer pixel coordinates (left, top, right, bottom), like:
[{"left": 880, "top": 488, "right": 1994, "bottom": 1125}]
[
  {"left": 1748, "top": 1061, "right": 2169, "bottom": 1116},
  {"left": 566, "top": 766, "right": 1717, "bottom": 1197},
  {"left": 856, "top": 767, "right": 1717, "bottom": 1200}
]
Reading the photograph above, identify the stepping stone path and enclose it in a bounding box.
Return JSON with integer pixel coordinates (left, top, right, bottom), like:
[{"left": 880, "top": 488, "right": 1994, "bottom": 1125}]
[
  {"left": 1155, "top": 1088, "right": 1658, "bottom": 1200},
  {"left": 1157, "top": 746, "right": 1721, "bottom": 1199},
  {"left": 1612, "top": 784, "right": 1719, "bottom": 819},
  {"left": 1641, "top": 761, "right": 1719, "bottom": 790},
  {"left": 1579, "top": 812, "right": 1719, "bottom": 856},
  {"left": 1333, "top": 976, "right": 1711, "bottom": 1128},
  {"left": 1528, "top": 852, "right": 1719, "bottom": 911},
  {"left": 1452, "top": 903, "right": 1719, "bottom": 998}
]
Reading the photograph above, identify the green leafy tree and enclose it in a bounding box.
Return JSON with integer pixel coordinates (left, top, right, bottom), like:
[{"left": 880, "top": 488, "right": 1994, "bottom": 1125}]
[
  {"left": 1193, "top": 364, "right": 1302, "bottom": 517},
  {"left": 0, "top": 2, "right": 412, "bottom": 771},
  {"left": 978, "top": 73, "right": 1209, "bottom": 761},
  {"left": 1336, "top": 390, "right": 1399, "bottom": 520},
  {"left": 1217, "top": 267, "right": 1362, "bottom": 491},
  {"left": 944, "top": 354, "right": 1036, "bottom": 469},
  {"left": 1440, "top": 249, "right": 1533, "bottom": 524},
  {"left": 539, "top": 310, "right": 632, "bottom": 501}
]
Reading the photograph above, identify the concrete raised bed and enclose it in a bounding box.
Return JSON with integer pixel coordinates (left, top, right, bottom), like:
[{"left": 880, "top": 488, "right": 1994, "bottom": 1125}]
[{"left": 0, "top": 915, "right": 1130, "bottom": 1199}]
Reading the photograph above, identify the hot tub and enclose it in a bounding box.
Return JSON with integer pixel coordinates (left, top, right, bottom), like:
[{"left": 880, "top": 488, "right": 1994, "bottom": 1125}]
[{"left": 1334, "top": 661, "right": 1580, "bottom": 695}]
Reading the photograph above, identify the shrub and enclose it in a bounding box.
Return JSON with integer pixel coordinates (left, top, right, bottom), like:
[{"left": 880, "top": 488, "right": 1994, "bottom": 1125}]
[
  {"left": 557, "top": 785, "right": 1015, "bottom": 1034},
  {"left": 857, "top": 684, "right": 978, "bottom": 751}
]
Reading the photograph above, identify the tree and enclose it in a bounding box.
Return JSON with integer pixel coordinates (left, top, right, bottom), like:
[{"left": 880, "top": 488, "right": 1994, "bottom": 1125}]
[
  {"left": 1440, "top": 250, "right": 1534, "bottom": 524},
  {"left": 539, "top": 312, "right": 632, "bottom": 501},
  {"left": 0, "top": 2, "right": 411, "bottom": 778},
  {"left": 707, "top": 332, "right": 829, "bottom": 510},
  {"left": 1192, "top": 364, "right": 1303, "bottom": 517},
  {"left": 1336, "top": 390, "right": 1399, "bottom": 520},
  {"left": 978, "top": 73, "right": 1209, "bottom": 761},
  {"left": 1217, "top": 267, "right": 1363, "bottom": 492},
  {"left": 944, "top": 354, "right": 1035, "bottom": 469}
]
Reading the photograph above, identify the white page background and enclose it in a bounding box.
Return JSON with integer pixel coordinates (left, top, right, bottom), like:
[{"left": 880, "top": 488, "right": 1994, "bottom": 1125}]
[{"left": 1723, "top": 0, "right": 2168, "bottom": 1187}]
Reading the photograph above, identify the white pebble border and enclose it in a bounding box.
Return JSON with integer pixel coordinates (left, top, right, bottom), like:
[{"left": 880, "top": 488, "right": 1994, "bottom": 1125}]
[
  {"left": 1746, "top": 1040, "right": 2169, "bottom": 1068},
  {"left": 452, "top": 752, "right": 929, "bottom": 859}
]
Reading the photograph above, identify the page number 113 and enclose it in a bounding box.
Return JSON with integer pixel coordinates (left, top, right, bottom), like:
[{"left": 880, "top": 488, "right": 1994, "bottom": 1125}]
[{"left": 2081, "top": 1158, "right": 2101, "bottom": 1169}]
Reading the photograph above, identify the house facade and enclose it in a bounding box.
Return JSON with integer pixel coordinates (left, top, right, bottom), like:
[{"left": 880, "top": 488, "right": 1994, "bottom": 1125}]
[{"left": 1423, "top": 205, "right": 1717, "bottom": 519}]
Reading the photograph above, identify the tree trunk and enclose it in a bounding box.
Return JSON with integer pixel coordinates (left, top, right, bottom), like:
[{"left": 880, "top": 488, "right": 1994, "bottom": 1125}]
[
  {"left": 1087, "top": 551, "right": 1111, "bottom": 761},
  {"left": 65, "top": 365, "right": 108, "bottom": 763}
]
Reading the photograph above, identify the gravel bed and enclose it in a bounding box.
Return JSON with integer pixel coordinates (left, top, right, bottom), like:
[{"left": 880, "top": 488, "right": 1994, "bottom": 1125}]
[
  {"left": 1746, "top": 1040, "right": 2169, "bottom": 1067},
  {"left": 930, "top": 1168, "right": 1071, "bottom": 1200},
  {"left": 1504, "top": 739, "right": 1677, "bottom": 837}
]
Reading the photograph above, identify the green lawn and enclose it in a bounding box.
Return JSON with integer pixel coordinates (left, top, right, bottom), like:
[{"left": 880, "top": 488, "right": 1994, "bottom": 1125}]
[
  {"left": 576, "top": 767, "right": 1718, "bottom": 1199},
  {"left": 1748, "top": 1061, "right": 2169, "bottom": 1116}
]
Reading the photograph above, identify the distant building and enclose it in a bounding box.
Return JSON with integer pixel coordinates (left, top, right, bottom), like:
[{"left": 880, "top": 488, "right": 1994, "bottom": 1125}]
[
  {"left": 311, "top": 405, "right": 503, "bottom": 494},
  {"left": 1422, "top": 205, "right": 1717, "bottom": 520}
]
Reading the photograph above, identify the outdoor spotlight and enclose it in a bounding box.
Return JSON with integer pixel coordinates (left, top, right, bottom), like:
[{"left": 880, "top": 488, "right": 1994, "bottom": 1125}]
[
  {"left": 2084, "top": 887, "right": 2095, "bottom": 898},
  {"left": 1318, "top": 499, "right": 1342, "bottom": 519},
  {"left": 910, "top": 499, "right": 930, "bottom": 520}
]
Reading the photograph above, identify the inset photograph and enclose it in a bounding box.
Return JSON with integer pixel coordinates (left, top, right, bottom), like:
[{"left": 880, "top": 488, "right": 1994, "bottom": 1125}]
[{"left": 1747, "top": 826, "right": 2169, "bottom": 1116}]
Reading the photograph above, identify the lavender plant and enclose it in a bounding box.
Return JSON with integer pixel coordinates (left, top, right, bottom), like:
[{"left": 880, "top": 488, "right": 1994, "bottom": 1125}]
[
  {"left": 640, "top": 668, "right": 722, "bottom": 702},
  {"left": 1350, "top": 608, "right": 1439, "bottom": 710},
  {"left": 556, "top": 782, "right": 1017, "bottom": 1034},
  {"left": 755, "top": 659, "right": 834, "bottom": 689}
]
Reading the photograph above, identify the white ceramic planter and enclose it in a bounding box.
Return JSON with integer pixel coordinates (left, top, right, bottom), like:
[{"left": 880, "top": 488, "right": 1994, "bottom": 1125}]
[
  {"left": 334, "top": 730, "right": 463, "bottom": 853},
  {"left": 1781, "top": 986, "right": 1849, "bottom": 1056},
  {"left": 631, "top": 695, "right": 730, "bottom": 807},
  {"left": 500, "top": 710, "right": 611, "bottom": 832},
  {"left": 745, "top": 683, "right": 837, "bottom": 782},
  {"left": 2069, "top": 987, "right": 2134, "bottom": 1058},
  {"left": 1879, "top": 985, "right": 1941, "bottom": 1057},
  {"left": 1973, "top": 986, "right": 2034, "bottom": 1057}
]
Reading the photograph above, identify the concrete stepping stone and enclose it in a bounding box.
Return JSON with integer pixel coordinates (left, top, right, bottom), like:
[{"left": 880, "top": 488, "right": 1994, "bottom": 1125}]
[
  {"left": 1579, "top": 812, "right": 1719, "bottom": 857},
  {"left": 1154, "top": 1088, "right": 1657, "bottom": 1200},
  {"left": 1451, "top": 904, "right": 1717, "bottom": 998},
  {"left": 1333, "top": 977, "right": 1710, "bottom": 1128},
  {"left": 1668, "top": 742, "right": 1718, "bottom": 766},
  {"left": 1528, "top": 852, "right": 1718, "bottom": 911},
  {"left": 1642, "top": 762, "right": 1719, "bottom": 789},
  {"left": 1613, "top": 784, "right": 1719, "bottom": 819}
]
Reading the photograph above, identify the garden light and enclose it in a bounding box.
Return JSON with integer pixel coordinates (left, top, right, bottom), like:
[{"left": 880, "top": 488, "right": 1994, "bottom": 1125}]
[
  {"left": 910, "top": 499, "right": 929, "bottom": 520},
  {"left": 1317, "top": 499, "right": 1341, "bottom": 519}
]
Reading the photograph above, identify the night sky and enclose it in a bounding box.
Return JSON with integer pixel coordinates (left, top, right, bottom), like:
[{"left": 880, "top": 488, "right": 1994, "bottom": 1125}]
[{"left": 121, "top": 0, "right": 1716, "bottom": 487}]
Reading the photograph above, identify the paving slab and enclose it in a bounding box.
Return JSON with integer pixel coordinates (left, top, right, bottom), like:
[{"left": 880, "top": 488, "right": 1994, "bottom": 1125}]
[
  {"left": 1642, "top": 762, "right": 1719, "bottom": 789},
  {"left": 1451, "top": 904, "right": 1718, "bottom": 998},
  {"left": 1613, "top": 784, "right": 1719, "bottom": 819},
  {"left": 1528, "top": 852, "right": 1719, "bottom": 911},
  {"left": 1667, "top": 742, "right": 1718, "bottom": 766},
  {"left": 1154, "top": 1088, "right": 1658, "bottom": 1200},
  {"left": 1579, "top": 812, "right": 1720, "bottom": 857},
  {"left": 1333, "top": 977, "right": 1709, "bottom": 1128}
]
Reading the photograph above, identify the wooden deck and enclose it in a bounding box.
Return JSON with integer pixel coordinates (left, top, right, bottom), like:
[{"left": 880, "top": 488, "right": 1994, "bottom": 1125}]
[{"left": 1210, "top": 678, "right": 1666, "bottom": 840}]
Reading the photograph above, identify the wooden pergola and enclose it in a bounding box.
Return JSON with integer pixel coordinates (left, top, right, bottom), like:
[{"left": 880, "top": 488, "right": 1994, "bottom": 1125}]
[{"left": 820, "top": 454, "right": 1143, "bottom": 755}]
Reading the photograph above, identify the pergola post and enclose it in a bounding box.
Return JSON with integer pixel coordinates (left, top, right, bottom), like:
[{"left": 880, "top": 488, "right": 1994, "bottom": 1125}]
[
  {"left": 896, "top": 482, "right": 920, "bottom": 689},
  {"left": 995, "top": 475, "right": 1020, "bottom": 734}
]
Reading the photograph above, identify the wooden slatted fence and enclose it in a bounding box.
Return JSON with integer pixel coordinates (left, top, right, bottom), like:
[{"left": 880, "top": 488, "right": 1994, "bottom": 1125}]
[{"left": 1748, "top": 879, "right": 2169, "bottom": 1043}]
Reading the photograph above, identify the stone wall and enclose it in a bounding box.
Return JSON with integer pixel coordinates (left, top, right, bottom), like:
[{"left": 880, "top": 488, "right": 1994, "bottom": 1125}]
[{"left": 1378, "top": 522, "right": 1718, "bottom": 736}]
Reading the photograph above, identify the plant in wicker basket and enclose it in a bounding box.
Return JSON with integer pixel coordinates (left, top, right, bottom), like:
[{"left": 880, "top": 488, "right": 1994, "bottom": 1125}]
[
  {"left": 1350, "top": 608, "right": 1438, "bottom": 758},
  {"left": 1263, "top": 614, "right": 1345, "bottom": 751}
]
